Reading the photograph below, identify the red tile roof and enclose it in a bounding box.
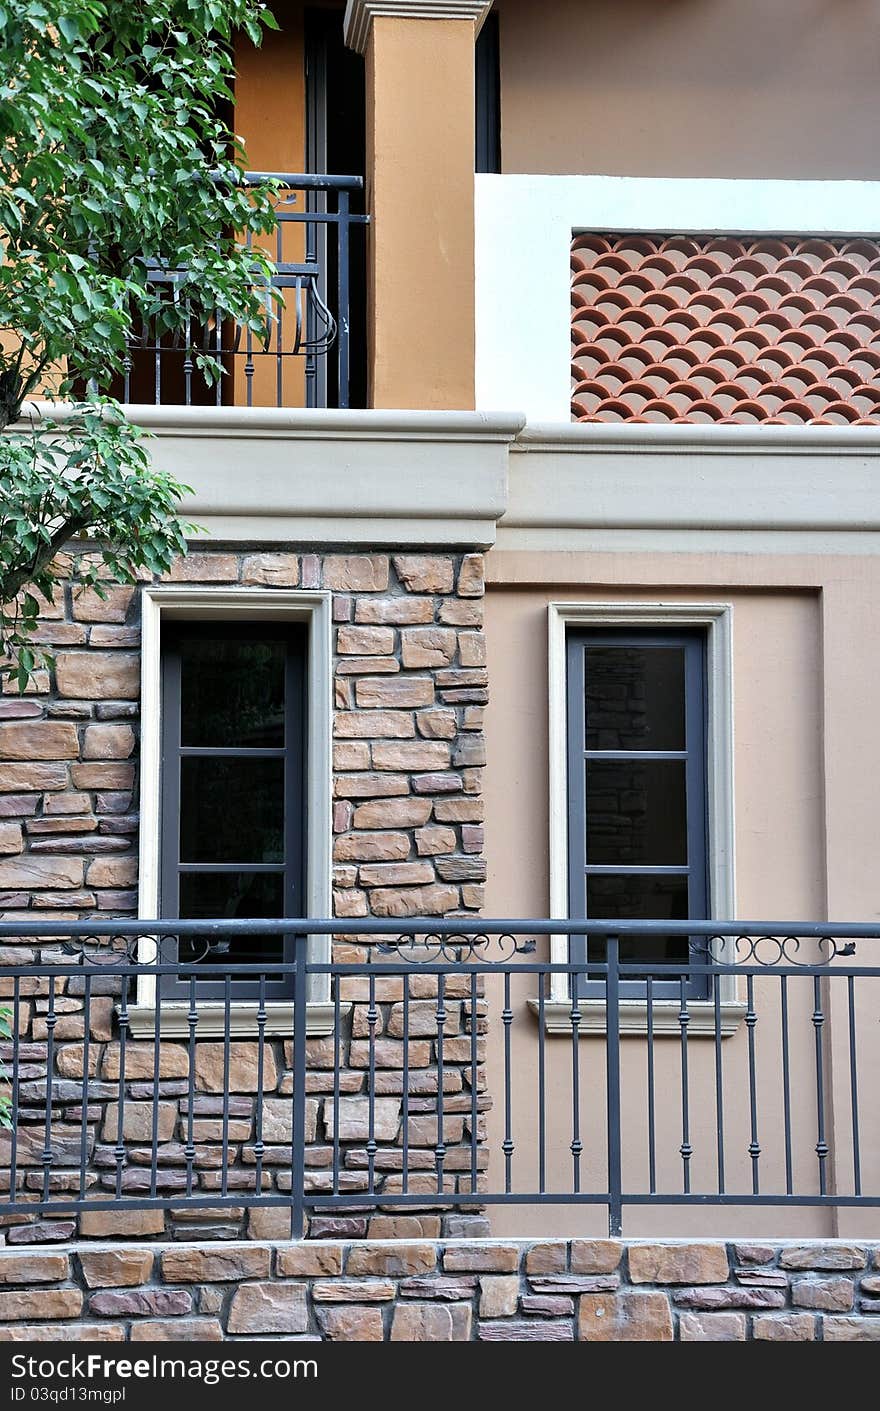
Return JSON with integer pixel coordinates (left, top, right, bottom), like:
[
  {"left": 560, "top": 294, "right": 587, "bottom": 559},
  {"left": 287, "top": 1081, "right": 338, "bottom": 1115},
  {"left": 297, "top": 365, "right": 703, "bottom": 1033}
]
[{"left": 571, "top": 234, "right": 880, "bottom": 423}]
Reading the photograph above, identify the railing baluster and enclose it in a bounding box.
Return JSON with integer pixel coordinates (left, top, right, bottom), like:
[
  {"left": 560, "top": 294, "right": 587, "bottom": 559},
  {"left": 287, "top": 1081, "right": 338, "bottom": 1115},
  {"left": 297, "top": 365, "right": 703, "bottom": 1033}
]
[
  {"left": 678, "top": 975, "right": 691, "bottom": 1195},
  {"left": 149, "top": 981, "right": 161, "bottom": 1201},
  {"left": 367, "top": 971, "right": 377, "bottom": 1197},
  {"left": 332, "top": 977, "right": 340, "bottom": 1198},
  {"left": 254, "top": 974, "right": 266, "bottom": 1203},
  {"left": 336, "top": 188, "right": 351, "bottom": 409},
  {"left": 646, "top": 974, "right": 656, "bottom": 1194},
  {"left": 184, "top": 977, "right": 197, "bottom": 1199},
  {"left": 780, "top": 973, "right": 793, "bottom": 1195},
  {"left": 813, "top": 974, "right": 828, "bottom": 1196},
  {"left": 470, "top": 972, "right": 479, "bottom": 1197},
  {"left": 9, "top": 975, "right": 20, "bottom": 1206},
  {"left": 713, "top": 973, "right": 725, "bottom": 1195},
  {"left": 570, "top": 976, "right": 582, "bottom": 1194},
  {"left": 113, "top": 978, "right": 128, "bottom": 1202},
  {"left": 435, "top": 973, "right": 447, "bottom": 1195},
  {"left": 290, "top": 935, "right": 307, "bottom": 1239},
  {"left": 78, "top": 975, "right": 91, "bottom": 1205},
  {"left": 605, "top": 935, "right": 622, "bottom": 1237},
  {"left": 221, "top": 975, "right": 232, "bottom": 1199},
  {"left": 847, "top": 973, "right": 861, "bottom": 1197},
  {"left": 501, "top": 970, "right": 513, "bottom": 1194},
  {"left": 41, "top": 974, "right": 57, "bottom": 1205},
  {"left": 746, "top": 973, "right": 760, "bottom": 1195},
  {"left": 401, "top": 972, "right": 409, "bottom": 1196}
]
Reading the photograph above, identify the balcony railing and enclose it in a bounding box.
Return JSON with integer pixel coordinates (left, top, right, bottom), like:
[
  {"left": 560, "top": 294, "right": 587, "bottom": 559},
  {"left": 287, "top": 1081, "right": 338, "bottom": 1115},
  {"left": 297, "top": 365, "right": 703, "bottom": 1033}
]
[
  {"left": 121, "top": 174, "right": 367, "bottom": 411},
  {"left": 1, "top": 918, "right": 878, "bottom": 1238}
]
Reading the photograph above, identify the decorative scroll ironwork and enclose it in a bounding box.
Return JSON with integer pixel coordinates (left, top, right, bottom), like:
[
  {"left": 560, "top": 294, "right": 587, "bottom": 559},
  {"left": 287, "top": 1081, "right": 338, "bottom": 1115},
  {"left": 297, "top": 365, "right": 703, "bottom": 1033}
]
[{"left": 377, "top": 932, "right": 536, "bottom": 963}]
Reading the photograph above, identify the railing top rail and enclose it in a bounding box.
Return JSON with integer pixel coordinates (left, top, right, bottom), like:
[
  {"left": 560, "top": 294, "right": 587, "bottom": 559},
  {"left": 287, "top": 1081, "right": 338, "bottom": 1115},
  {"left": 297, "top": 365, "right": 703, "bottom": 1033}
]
[
  {"left": 0, "top": 917, "right": 878, "bottom": 939},
  {"left": 242, "top": 171, "right": 364, "bottom": 190}
]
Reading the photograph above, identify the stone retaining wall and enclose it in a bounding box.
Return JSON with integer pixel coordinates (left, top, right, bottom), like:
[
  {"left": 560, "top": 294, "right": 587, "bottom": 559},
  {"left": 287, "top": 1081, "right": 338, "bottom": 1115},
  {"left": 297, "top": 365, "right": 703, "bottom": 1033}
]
[
  {"left": 0, "top": 1239, "right": 877, "bottom": 1341},
  {"left": 0, "top": 548, "right": 489, "bottom": 1234}
]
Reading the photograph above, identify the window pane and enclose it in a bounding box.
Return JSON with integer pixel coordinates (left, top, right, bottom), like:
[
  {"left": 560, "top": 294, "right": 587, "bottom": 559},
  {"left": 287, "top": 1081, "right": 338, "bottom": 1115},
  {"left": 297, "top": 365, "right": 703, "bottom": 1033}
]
[
  {"left": 180, "top": 758, "right": 284, "bottom": 863},
  {"left": 585, "top": 759, "right": 687, "bottom": 865},
  {"left": 585, "top": 874, "right": 689, "bottom": 966},
  {"left": 585, "top": 646, "right": 685, "bottom": 750},
  {"left": 179, "top": 635, "right": 286, "bottom": 747},
  {"left": 178, "top": 872, "right": 284, "bottom": 966}
]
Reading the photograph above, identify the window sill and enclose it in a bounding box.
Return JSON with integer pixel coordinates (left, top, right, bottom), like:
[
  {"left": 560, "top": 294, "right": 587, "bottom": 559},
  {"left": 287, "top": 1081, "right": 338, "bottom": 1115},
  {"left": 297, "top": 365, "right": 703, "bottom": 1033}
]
[
  {"left": 527, "top": 997, "right": 746, "bottom": 1038},
  {"left": 125, "top": 1001, "right": 349, "bottom": 1039}
]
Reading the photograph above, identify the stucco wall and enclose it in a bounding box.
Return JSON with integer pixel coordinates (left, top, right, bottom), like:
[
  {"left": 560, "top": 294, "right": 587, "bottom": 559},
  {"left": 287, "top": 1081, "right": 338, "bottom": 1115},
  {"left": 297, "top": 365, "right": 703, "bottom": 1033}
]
[
  {"left": 496, "top": 0, "right": 880, "bottom": 179},
  {"left": 482, "top": 551, "right": 880, "bottom": 1238}
]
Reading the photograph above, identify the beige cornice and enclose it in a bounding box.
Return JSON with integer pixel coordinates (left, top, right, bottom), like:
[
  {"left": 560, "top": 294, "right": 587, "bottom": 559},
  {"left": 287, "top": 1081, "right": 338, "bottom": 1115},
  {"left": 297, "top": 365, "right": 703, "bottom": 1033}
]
[{"left": 343, "top": 0, "right": 492, "bottom": 53}]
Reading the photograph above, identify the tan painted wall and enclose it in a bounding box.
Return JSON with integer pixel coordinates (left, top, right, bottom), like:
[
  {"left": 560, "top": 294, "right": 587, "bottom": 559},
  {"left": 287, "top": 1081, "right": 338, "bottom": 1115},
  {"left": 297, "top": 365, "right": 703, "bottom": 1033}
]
[
  {"left": 481, "top": 548, "right": 880, "bottom": 1237},
  {"left": 365, "top": 16, "right": 476, "bottom": 410},
  {"left": 496, "top": 0, "right": 880, "bottom": 179}
]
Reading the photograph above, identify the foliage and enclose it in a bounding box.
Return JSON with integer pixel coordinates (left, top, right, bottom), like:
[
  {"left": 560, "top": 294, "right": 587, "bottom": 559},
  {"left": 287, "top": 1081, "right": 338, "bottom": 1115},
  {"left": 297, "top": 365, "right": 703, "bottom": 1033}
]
[{"left": 0, "top": 0, "right": 280, "bottom": 681}]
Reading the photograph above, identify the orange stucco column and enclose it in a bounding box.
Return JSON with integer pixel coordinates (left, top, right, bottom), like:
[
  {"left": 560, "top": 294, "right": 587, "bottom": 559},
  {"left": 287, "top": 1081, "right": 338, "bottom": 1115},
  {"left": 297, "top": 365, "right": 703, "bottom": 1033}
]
[{"left": 345, "top": 1, "right": 491, "bottom": 410}]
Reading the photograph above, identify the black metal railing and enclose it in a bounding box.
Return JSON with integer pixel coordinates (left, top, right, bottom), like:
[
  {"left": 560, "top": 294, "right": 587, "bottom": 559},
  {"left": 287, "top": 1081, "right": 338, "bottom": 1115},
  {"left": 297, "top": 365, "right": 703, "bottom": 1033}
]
[
  {"left": 121, "top": 174, "right": 367, "bottom": 410},
  {"left": 0, "top": 917, "right": 878, "bottom": 1238}
]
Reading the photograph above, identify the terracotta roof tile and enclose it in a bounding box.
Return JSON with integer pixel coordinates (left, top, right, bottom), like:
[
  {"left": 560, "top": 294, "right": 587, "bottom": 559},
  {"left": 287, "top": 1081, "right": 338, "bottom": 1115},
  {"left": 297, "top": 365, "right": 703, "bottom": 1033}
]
[{"left": 571, "top": 234, "right": 880, "bottom": 423}]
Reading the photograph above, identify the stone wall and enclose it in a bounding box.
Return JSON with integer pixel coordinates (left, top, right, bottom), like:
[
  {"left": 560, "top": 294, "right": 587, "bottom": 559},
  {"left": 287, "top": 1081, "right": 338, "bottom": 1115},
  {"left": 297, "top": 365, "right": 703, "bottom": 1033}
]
[
  {"left": 0, "top": 1239, "right": 877, "bottom": 1341},
  {"left": 0, "top": 547, "right": 489, "bottom": 1236}
]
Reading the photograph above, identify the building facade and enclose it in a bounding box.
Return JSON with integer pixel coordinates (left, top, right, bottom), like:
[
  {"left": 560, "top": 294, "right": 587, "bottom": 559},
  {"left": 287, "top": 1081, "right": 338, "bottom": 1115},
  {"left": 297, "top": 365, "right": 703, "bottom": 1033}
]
[{"left": 2, "top": 0, "right": 880, "bottom": 1341}]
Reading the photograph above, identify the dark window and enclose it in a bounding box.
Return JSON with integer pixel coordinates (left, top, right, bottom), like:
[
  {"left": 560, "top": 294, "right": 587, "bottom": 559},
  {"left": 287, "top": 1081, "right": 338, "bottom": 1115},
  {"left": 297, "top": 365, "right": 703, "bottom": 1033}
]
[
  {"left": 160, "top": 622, "right": 307, "bottom": 997},
  {"left": 475, "top": 13, "right": 501, "bottom": 173},
  {"left": 566, "top": 630, "right": 709, "bottom": 998}
]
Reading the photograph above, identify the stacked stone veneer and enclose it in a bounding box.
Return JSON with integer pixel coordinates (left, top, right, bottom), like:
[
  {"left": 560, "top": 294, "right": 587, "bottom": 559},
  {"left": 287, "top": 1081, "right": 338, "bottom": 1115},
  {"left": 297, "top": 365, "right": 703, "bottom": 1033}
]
[
  {"left": 0, "top": 1239, "right": 878, "bottom": 1341},
  {"left": 0, "top": 547, "right": 489, "bottom": 1238}
]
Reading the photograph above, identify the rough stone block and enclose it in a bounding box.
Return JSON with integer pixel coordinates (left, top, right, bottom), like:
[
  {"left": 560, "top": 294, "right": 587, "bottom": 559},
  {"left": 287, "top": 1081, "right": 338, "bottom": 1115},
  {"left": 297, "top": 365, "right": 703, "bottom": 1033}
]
[
  {"left": 355, "top": 677, "right": 433, "bottom": 709},
  {"left": 55, "top": 653, "right": 139, "bottom": 700},
  {"left": 228, "top": 1282, "right": 308, "bottom": 1334},
  {"left": 678, "top": 1312, "right": 746, "bottom": 1341},
  {"left": 400, "top": 628, "right": 457, "bottom": 668},
  {"left": 130, "top": 1319, "right": 223, "bottom": 1341},
  {"left": 194, "top": 1043, "right": 278, "bottom": 1093},
  {"left": 316, "top": 1305, "right": 383, "bottom": 1341},
  {"left": 391, "top": 1301, "right": 471, "bottom": 1341},
  {"left": 161, "top": 1247, "right": 271, "bottom": 1283},
  {"left": 276, "top": 1245, "right": 344, "bottom": 1277},
  {"left": 823, "top": 1317, "right": 880, "bottom": 1341},
  {"left": 240, "top": 554, "right": 299, "bottom": 587},
  {"left": 579, "top": 1291, "right": 673, "bottom": 1342},
  {"left": 372, "top": 740, "right": 450, "bottom": 771},
  {"left": 79, "top": 1209, "right": 166, "bottom": 1237},
  {"left": 324, "top": 1097, "right": 401, "bottom": 1141},
  {"left": 0, "top": 723, "right": 80, "bottom": 760},
  {"left": 0, "top": 1253, "right": 69, "bottom": 1285},
  {"left": 628, "top": 1242, "right": 729, "bottom": 1285},
  {"left": 347, "top": 1244, "right": 437, "bottom": 1277},
  {"left": 78, "top": 1251, "right": 154, "bottom": 1288},
  {"left": 337, "top": 626, "right": 395, "bottom": 656},
  {"left": 355, "top": 597, "right": 434, "bottom": 625},
  {"left": 323, "top": 556, "right": 389, "bottom": 592},
  {"left": 312, "top": 1279, "right": 395, "bottom": 1302},
  {"left": 479, "top": 1275, "right": 519, "bottom": 1318},
  {"left": 0, "top": 1289, "right": 83, "bottom": 1320},
  {"left": 753, "top": 1314, "right": 816, "bottom": 1341},
  {"left": 791, "top": 1276, "right": 854, "bottom": 1311},
  {"left": 89, "top": 1290, "right": 192, "bottom": 1317},
  {"left": 82, "top": 725, "right": 135, "bottom": 760},
  {"left": 779, "top": 1243, "right": 867, "bottom": 1270},
  {"left": 443, "top": 1244, "right": 519, "bottom": 1273}
]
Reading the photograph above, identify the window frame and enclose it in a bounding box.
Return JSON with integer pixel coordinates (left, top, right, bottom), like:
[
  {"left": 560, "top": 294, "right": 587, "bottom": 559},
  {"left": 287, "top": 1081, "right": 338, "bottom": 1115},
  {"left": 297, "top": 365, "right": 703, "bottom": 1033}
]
[
  {"left": 131, "top": 586, "right": 334, "bottom": 1038},
  {"left": 158, "top": 619, "right": 307, "bottom": 1002},
  {"left": 541, "top": 601, "right": 743, "bottom": 1036},
  {"left": 565, "top": 627, "right": 709, "bottom": 1000}
]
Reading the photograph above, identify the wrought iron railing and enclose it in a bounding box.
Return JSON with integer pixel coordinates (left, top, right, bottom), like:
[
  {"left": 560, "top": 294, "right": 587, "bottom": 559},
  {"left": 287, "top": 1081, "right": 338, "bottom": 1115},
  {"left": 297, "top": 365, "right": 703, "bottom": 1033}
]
[
  {"left": 121, "top": 174, "right": 367, "bottom": 410},
  {"left": 0, "top": 918, "right": 877, "bottom": 1238}
]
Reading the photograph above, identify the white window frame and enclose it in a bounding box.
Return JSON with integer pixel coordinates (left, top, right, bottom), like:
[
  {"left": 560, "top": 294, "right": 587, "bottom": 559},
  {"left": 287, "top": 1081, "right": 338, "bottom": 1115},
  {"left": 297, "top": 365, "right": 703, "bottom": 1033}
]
[
  {"left": 475, "top": 173, "right": 880, "bottom": 422},
  {"left": 130, "top": 586, "right": 335, "bottom": 1038},
  {"left": 539, "top": 600, "right": 744, "bottom": 1036}
]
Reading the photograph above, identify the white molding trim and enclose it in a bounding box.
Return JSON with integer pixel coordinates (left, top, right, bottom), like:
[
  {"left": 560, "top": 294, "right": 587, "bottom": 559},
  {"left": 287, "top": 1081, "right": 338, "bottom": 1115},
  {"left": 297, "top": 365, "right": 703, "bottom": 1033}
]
[
  {"left": 344, "top": 0, "right": 491, "bottom": 53},
  {"left": 475, "top": 173, "right": 880, "bottom": 422},
  {"left": 545, "top": 601, "right": 739, "bottom": 1036},
  {"left": 16, "top": 405, "right": 522, "bottom": 550},
  {"left": 528, "top": 998, "right": 747, "bottom": 1039},
  {"left": 135, "top": 587, "right": 333, "bottom": 1034},
  {"left": 127, "top": 1001, "right": 348, "bottom": 1040}
]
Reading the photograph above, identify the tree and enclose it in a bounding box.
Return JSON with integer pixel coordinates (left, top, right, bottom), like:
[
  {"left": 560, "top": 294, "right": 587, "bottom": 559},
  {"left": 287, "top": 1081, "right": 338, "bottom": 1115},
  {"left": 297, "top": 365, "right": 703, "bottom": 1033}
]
[{"left": 0, "top": 0, "right": 280, "bottom": 687}]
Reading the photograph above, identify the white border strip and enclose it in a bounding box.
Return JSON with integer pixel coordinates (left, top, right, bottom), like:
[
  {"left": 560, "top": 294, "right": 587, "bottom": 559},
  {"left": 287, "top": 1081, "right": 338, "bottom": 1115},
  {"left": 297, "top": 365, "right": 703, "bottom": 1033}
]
[
  {"left": 546, "top": 601, "right": 738, "bottom": 1032},
  {"left": 475, "top": 174, "right": 880, "bottom": 423},
  {"left": 136, "top": 587, "right": 333, "bottom": 1025}
]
